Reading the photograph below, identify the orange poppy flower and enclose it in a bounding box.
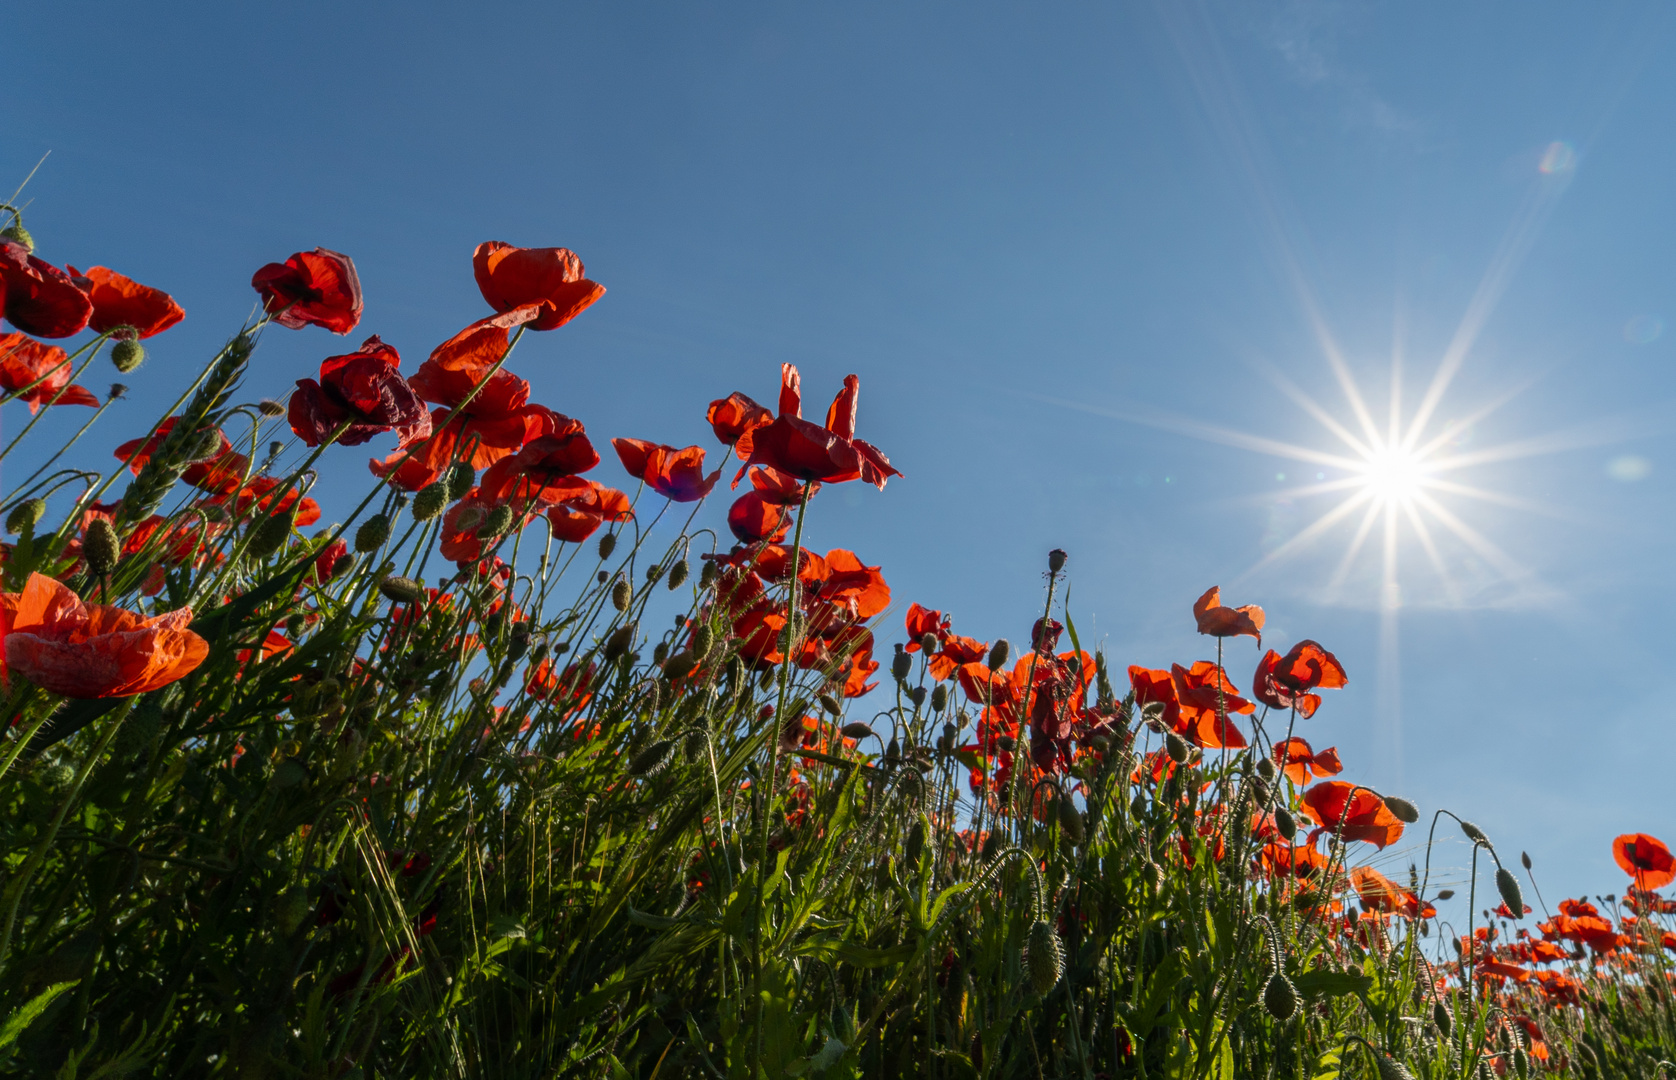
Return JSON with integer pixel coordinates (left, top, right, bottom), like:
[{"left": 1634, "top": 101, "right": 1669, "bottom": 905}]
[
  {"left": 612, "top": 438, "right": 721, "bottom": 502},
  {"left": 1170, "top": 661, "right": 1253, "bottom": 749},
  {"left": 0, "top": 333, "right": 98, "bottom": 412},
  {"left": 1253, "top": 640, "right": 1347, "bottom": 717},
  {"left": 813, "top": 549, "right": 890, "bottom": 621},
  {"left": 904, "top": 603, "right": 949, "bottom": 649},
  {"left": 735, "top": 365, "right": 899, "bottom": 488},
  {"left": 66, "top": 266, "right": 184, "bottom": 338},
  {"left": 1, "top": 239, "right": 93, "bottom": 338},
  {"left": 218, "top": 477, "right": 321, "bottom": 527},
  {"left": 1128, "top": 665, "right": 1182, "bottom": 732},
  {"left": 1349, "top": 865, "right": 1434, "bottom": 918},
  {"left": 929, "top": 634, "right": 987, "bottom": 682},
  {"left": 1613, "top": 833, "right": 1676, "bottom": 889},
  {"left": 1257, "top": 840, "right": 1330, "bottom": 881},
  {"left": 706, "top": 391, "right": 773, "bottom": 454},
  {"left": 250, "top": 247, "right": 362, "bottom": 334},
  {"left": 1271, "top": 736, "right": 1343, "bottom": 784},
  {"left": 1192, "top": 586, "right": 1264, "bottom": 642},
  {"left": 1299, "top": 780, "right": 1405, "bottom": 849},
  {"left": 727, "top": 491, "right": 788, "bottom": 543},
  {"left": 3, "top": 572, "right": 208, "bottom": 698},
  {"left": 473, "top": 242, "right": 605, "bottom": 331}
]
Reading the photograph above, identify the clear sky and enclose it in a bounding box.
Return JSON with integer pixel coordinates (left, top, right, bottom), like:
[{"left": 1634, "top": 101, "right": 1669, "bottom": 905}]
[{"left": 8, "top": 1, "right": 1675, "bottom": 903}]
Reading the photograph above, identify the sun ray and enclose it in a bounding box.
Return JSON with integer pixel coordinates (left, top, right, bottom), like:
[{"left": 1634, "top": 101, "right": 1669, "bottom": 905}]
[
  {"left": 1400, "top": 497, "right": 1462, "bottom": 608},
  {"left": 1326, "top": 499, "right": 1383, "bottom": 595},
  {"left": 1418, "top": 477, "right": 1577, "bottom": 519},
  {"left": 1409, "top": 490, "right": 1530, "bottom": 582},
  {"left": 1251, "top": 361, "right": 1375, "bottom": 458},
  {"left": 1233, "top": 488, "right": 1375, "bottom": 583}
]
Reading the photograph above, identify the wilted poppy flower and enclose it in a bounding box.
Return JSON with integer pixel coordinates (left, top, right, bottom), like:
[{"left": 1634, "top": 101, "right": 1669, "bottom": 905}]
[
  {"left": 0, "top": 239, "right": 93, "bottom": 338},
  {"left": 707, "top": 391, "right": 773, "bottom": 454},
  {"left": 0, "top": 333, "right": 98, "bottom": 412},
  {"left": 66, "top": 266, "right": 184, "bottom": 338},
  {"left": 1300, "top": 781, "right": 1405, "bottom": 849},
  {"left": 1252, "top": 640, "right": 1347, "bottom": 717},
  {"left": 473, "top": 242, "right": 605, "bottom": 331},
  {"left": 735, "top": 365, "right": 900, "bottom": 489},
  {"left": 612, "top": 438, "right": 721, "bottom": 502},
  {"left": 1614, "top": 833, "right": 1676, "bottom": 890},
  {"left": 289, "top": 335, "right": 431, "bottom": 448},
  {"left": 1192, "top": 586, "right": 1264, "bottom": 642},
  {"left": 727, "top": 491, "right": 789, "bottom": 543},
  {"left": 4, "top": 572, "right": 208, "bottom": 698},
  {"left": 1271, "top": 737, "right": 1343, "bottom": 785},
  {"left": 251, "top": 248, "right": 363, "bottom": 334}
]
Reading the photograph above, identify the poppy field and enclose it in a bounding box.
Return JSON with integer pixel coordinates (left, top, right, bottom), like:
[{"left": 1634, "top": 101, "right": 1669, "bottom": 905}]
[{"left": 1, "top": 202, "right": 1674, "bottom": 1079}]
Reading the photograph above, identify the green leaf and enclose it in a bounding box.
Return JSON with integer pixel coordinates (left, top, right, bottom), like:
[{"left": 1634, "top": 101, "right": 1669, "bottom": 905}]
[
  {"left": 0, "top": 981, "right": 78, "bottom": 1051},
  {"left": 1293, "top": 969, "right": 1373, "bottom": 998}
]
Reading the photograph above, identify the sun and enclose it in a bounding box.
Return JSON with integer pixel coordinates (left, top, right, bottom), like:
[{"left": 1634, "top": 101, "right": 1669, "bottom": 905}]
[{"left": 1357, "top": 444, "right": 1429, "bottom": 507}]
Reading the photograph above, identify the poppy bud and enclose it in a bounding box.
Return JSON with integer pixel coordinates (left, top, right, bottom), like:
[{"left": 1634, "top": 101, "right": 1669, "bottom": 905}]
[
  {"left": 905, "top": 819, "right": 926, "bottom": 865},
  {"left": 1435, "top": 889, "right": 1455, "bottom": 900},
  {"left": 258, "top": 398, "right": 285, "bottom": 417},
  {"left": 919, "top": 631, "right": 938, "bottom": 654},
  {"left": 980, "top": 832, "right": 1002, "bottom": 861},
  {"left": 1027, "top": 920, "right": 1064, "bottom": 995},
  {"left": 667, "top": 558, "right": 689, "bottom": 589},
  {"left": 1275, "top": 806, "right": 1297, "bottom": 841},
  {"left": 645, "top": 563, "right": 663, "bottom": 585},
  {"left": 598, "top": 532, "right": 617, "bottom": 560},
  {"left": 699, "top": 560, "right": 718, "bottom": 589},
  {"left": 275, "top": 888, "right": 311, "bottom": 936},
  {"left": 453, "top": 506, "right": 485, "bottom": 533},
  {"left": 1521, "top": 850, "right": 1532, "bottom": 871},
  {"left": 1058, "top": 797, "right": 1085, "bottom": 844},
  {"left": 1263, "top": 973, "right": 1297, "bottom": 1020},
  {"left": 413, "top": 482, "right": 448, "bottom": 521},
  {"left": 84, "top": 517, "right": 121, "bottom": 576},
  {"left": 1383, "top": 795, "right": 1420, "bottom": 824},
  {"left": 885, "top": 737, "right": 901, "bottom": 762},
  {"left": 909, "top": 686, "right": 927, "bottom": 708},
  {"left": 996, "top": 735, "right": 1016, "bottom": 753},
  {"left": 247, "top": 508, "right": 294, "bottom": 558},
  {"left": 891, "top": 649, "right": 912, "bottom": 682},
  {"left": 286, "top": 613, "right": 307, "bottom": 637},
  {"left": 1495, "top": 867, "right": 1524, "bottom": 917},
  {"left": 1047, "top": 548, "right": 1068, "bottom": 574},
  {"left": 6, "top": 497, "right": 45, "bottom": 535},
  {"left": 1370, "top": 1052, "right": 1416, "bottom": 1080},
  {"left": 378, "top": 575, "right": 426, "bottom": 604},
  {"left": 628, "top": 739, "right": 675, "bottom": 777},
  {"left": 354, "top": 514, "right": 391, "bottom": 554},
  {"left": 663, "top": 650, "right": 696, "bottom": 681},
  {"left": 817, "top": 693, "right": 841, "bottom": 716},
  {"left": 1254, "top": 756, "right": 1277, "bottom": 782},
  {"left": 109, "top": 383, "right": 128, "bottom": 399},
  {"left": 942, "top": 721, "right": 957, "bottom": 745},
  {"left": 604, "top": 622, "right": 636, "bottom": 663},
  {"left": 611, "top": 576, "right": 632, "bottom": 612},
  {"left": 1433, "top": 999, "right": 1452, "bottom": 1038},
  {"left": 1459, "top": 820, "right": 1488, "bottom": 845},
  {"left": 841, "top": 722, "right": 873, "bottom": 740},
  {"left": 691, "top": 624, "right": 714, "bottom": 660},
  {"left": 651, "top": 640, "right": 670, "bottom": 666},
  {"left": 596, "top": 570, "right": 609, "bottom": 584},
  {"left": 110, "top": 339, "right": 145, "bottom": 373},
  {"left": 1513, "top": 1047, "right": 1528, "bottom": 1079},
  {"left": 1247, "top": 778, "right": 1269, "bottom": 805},
  {"left": 930, "top": 685, "right": 948, "bottom": 712},
  {"left": 1, "top": 223, "right": 34, "bottom": 250},
  {"left": 1165, "top": 730, "right": 1189, "bottom": 764},
  {"left": 479, "top": 503, "right": 514, "bottom": 538},
  {"left": 988, "top": 639, "right": 1011, "bottom": 670},
  {"left": 440, "top": 463, "right": 472, "bottom": 502}
]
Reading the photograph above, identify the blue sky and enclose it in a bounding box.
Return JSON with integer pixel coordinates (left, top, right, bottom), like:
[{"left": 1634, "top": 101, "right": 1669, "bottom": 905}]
[{"left": 8, "top": 1, "right": 1675, "bottom": 902}]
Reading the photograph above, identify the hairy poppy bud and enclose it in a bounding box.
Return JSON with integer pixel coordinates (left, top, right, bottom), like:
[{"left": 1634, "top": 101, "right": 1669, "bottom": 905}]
[
  {"left": 597, "top": 532, "right": 617, "bottom": 560},
  {"left": 1247, "top": 777, "right": 1270, "bottom": 805},
  {"left": 453, "top": 505, "right": 485, "bottom": 534},
  {"left": 479, "top": 503, "right": 514, "bottom": 538},
  {"left": 1370, "top": 1051, "right": 1416, "bottom": 1080},
  {"left": 1165, "top": 730, "right": 1189, "bottom": 764},
  {"left": 444, "top": 463, "right": 475, "bottom": 501},
  {"left": 285, "top": 613, "right": 307, "bottom": 637},
  {"left": 1254, "top": 755, "right": 1277, "bottom": 782},
  {"left": 987, "top": 639, "right": 1011, "bottom": 670},
  {"left": 1495, "top": 867, "right": 1524, "bottom": 916},
  {"left": 628, "top": 739, "right": 675, "bottom": 777},
  {"left": 818, "top": 693, "right": 841, "bottom": 716},
  {"left": 6, "top": 497, "right": 45, "bottom": 535},
  {"left": 110, "top": 339, "right": 145, "bottom": 373},
  {"left": 1275, "top": 806, "right": 1297, "bottom": 841},
  {"left": 1459, "top": 820, "right": 1488, "bottom": 845},
  {"left": 1047, "top": 548, "right": 1068, "bottom": 574},
  {"left": 1383, "top": 796, "right": 1420, "bottom": 824},
  {"left": 1027, "top": 921, "right": 1064, "bottom": 995},
  {"left": 1, "top": 223, "right": 34, "bottom": 250},
  {"left": 930, "top": 685, "right": 948, "bottom": 712},
  {"left": 1513, "top": 1046, "right": 1528, "bottom": 1079},
  {"left": 651, "top": 640, "right": 669, "bottom": 666},
  {"left": 354, "top": 514, "right": 391, "bottom": 553},
  {"left": 919, "top": 631, "right": 938, "bottom": 654},
  {"left": 257, "top": 398, "right": 285, "bottom": 417},
  {"left": 1142, "top": 860, "right": 1163, "bottom": 892},
  {"left": 909, "top": 686, "right": 927, "bottom": 707},
  {"left": 699, "top": 560, "right": 718, "bottom": 589},
  {"left": 663, "top": 650, "right": 696, "bottom": 681},
  {"left": 885, "top": 737, "right": 901, "bottom": 762},
  {"left": 84, "top": 518, "right": 121, "bottom": 575},
  {"left": 413, "top": 482, "right": 448, "bottom": 521},
  {"left": 645, "top": 562, "right": 663, "bottom": 585},
  {"left": 248, "top": 511, "right": 296, "bottom": 559},
  {"left": 604, "top": 622, "right": 636, "bottom": 663},
  {"left": 905, "top": 819, "right": 926, "bottom": 864},
  {"left": 691, "top": 624, "right": 714, "bottom": 660},
  {"left": 1521, "top": 850, "right": 1532, "bottom": 871},
  {"left": 667, "top": 558, "right": 689, "bottom": 589},
  {"left": 840, "top": 722, "right": 873, "bottom": 740},
  {"left": 611, "top": 576, "right": 632, "bottom": 612},
  {"left": 996, "top": 735, "right": 1016, "bottom": 753},
  {"left": 1058, "top": 797, "right": 1085, "bottom": 844},
  {"left": 1263, "top": 973, "right": 1297, "bottom": 1020},
  {"left": 980, "top": 832, "right": 1002, "bottom": 861},
  {"left": 379, "top": 575, "right": 426, "bottom": 604}
]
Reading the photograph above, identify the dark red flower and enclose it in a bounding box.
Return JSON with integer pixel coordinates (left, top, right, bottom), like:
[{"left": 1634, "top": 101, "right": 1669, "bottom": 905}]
[
  {"left": 0, "top": 333, "right": 98, "bottom": 412},
  {"left": 734, "top": 365, "right": 900, "bottom": 488},
  {"left": 473, "top": 242, "right": 605, "bottom": 330},
  {"left": 612, "top": 438, "right": 721, "bottom": 502},
  {"left": 251, "top": 248, "right": 363, "bottom": 334},
  {"left": 1252, "top": 640, "right": 1347, "bottom": 717},
  {"left": 66, "top": 266, "right": 183, "bottom": 338},
  {"left": 0, "top": 240, "right": 93, "bottom": 338},
  {"left": 727, "top": 491, "right": 789, "bottom": 543},
  {"left": 289, "top": 335, "right": 431, "bottom": 448},
  {"left": 706, "top": 391, "right": 773, "bottom": 453}
]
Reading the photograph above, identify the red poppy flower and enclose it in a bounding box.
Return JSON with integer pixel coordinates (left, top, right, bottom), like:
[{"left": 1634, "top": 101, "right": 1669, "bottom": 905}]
[
  {"left": 289, "top": 335, "right": 431, "bottom": 448},
  {"left": 0, "top": 240, "right": 93, "bottom": 338},
  {"left": 313, "top": 538, "right": 351, "bottom": 584},
  {"left": 612, "top": 438, "right": 721, "bottom": 502},
  {"left": 1271, "top": 736, "right": 1343, "bottom": 785},
  {"left": 1350, "top": 865, "right": 1434, "bottom": 919},
  {"left": 707, "top": 391, "right": 773, "bottom": 454},
  {"left": 836, "top": 630, "right": 880, "bottom": 697},
  {"left": 547, "top": 503, "right": 603, "bottom": 543},
  {"left": 1299, "top": 781, "right": 1405, "bottom": 849},
  {"left": 1614, "top": 833, "right": 1676, "bottom": 889},
  {"left": 735, "top": 365, "right": 900, "bottom": 488},
  {"left": 1128, "top": 666, "right": 1182, "bottom": 732},
  {"left": 1252, "top": 640, "right": 1347, "bottom": 717},
  {"left": 250, "top": 248, "right": 363, "bottom": 334},
  {"left": 478, "top": 421, "right": 600, "bottom": 503},
  {"left": 904, "top": 603, "right": 949, "bottom": 649},
  {"left": 928, "top": 635, "right": 987, "bottom": 683},
  {"left": 66, "top": 266, "right": 184, "bottom": 338},
  {"left": 1192, "top": 586, "right": 1264, "bottom": 642},
  {"left": 439, "top": 489, "right": 523, "bottom": 564},
  {"left": 813, "top": 549, "right": 890, "bottom": 621},
  {"left": 727, "top": 491, "right": 789, "bottom": 543},
  {"left": 219, "top": 477, "right": 321, "bottom": 527},
  {"left": 538, "top": 480, "right": 634, "bottom": 544},
  {"left": 1170, "top": 661, "right": 1253, "bottom": 749},
  {"left": 1257, "top": 840, "right": 1330, "bottom": 881},
  {"left": 3, "top": 572, "right": 208, "bottom": 698},
  {"left": 473, "top": 242, "right": 605, "bottom": 331},
  {"left": 0, "top": 333, "right": 98, "bottom": 412}
]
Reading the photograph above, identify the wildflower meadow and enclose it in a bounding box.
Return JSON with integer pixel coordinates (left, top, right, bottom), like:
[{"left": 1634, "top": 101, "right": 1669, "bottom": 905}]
[{"left": 0, "top": 199, "right": 1673, "bottom": 1079}]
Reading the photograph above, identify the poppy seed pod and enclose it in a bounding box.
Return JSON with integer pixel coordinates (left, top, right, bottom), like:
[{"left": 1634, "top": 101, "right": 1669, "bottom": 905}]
[
  {"left": 1370, "top": 1051, "right": 1416, "bottom": 1080},
  {"left": 110, "top": 339, "right": 144, "bottom": 373},
  {"left": 354, "top": 514, "right": 391, "bottom": 554},
  {"left": 885, "top": 737, "right": 901, "bottom": 762},
  {"left": 628, "top": 739, "right": 675, "bottom": 777},
  {"left": 378, "top": 575, "right": 426, "bottom": 604},
  {"left": 1433, "top": 1000, "right": 1452, "bottom": 1037},
  {"left": 987, "top": 639, "right": 1011, "bottom": 670},
  {"left": 692, "top": 624, "right": 714, "bottom": 660},
  {"left": 1274, "top": 806, "right": 1297, "bottom": 841},
  {"left": 412, "top": 482, "right": 448, "bottom": 521},
  {"left": 930, "top": 685, "right": 948, "bottom": 713},
  {"left": 84, "top": 518, "right": 121, "bottom": 575},
  {"left": 611, "top": 576, "right": 632, "bottom": 612},
  {"left": 1263, "top": 973, "right": 1297, "bottom": 1020},
  {"left": 1521, "top": 850, "right": 1532, "bottom": 870},
  {"left": 1027, "top": 920, "right": 1064, "bottom": 995},
  {"left": 919, "top": 631, "right": 938, "bottom": 654},
  {"left": 840, "top": 722, "right": 873, "bottom": 741},
  {"left": 597, "top": 532, "right": 617, "bottom": 560},
  {"left": 6, "top": 497, "right": 45, "bottom": 535},
  {"left": 453, "top": 505, "right": 485, "bottom": 533},
  {"left": 109, "top": 383, "right": 128, "bottom": 399},
  {"left": 1435, "top": 889, "right": 1455, "bottom": 900},
  {"left": 1495, "top": 867, "right": 1524, "bottom": 916},
  {"left": 651, "top": 640, "right": 669, "bottom": 666},
  {"left": 1383, "top": 795, "right": 1420, "bottom": 824},
  {"left": 818, "top": 693, "right": 841, "bottom": 716},
  {"left": 996, "top": 735, "right": 1016, "bottom": 753},
  {"left": 891, "top": 648, "right": 912, "bottom": 682},
  {"left": 1165, "top": 730, "right": 1189, "bottom": 764},
  {"left": 667, "top": 558, "right": 689, "bottom": 589},
  {"left": 1254, "top": 755, "right": 1277, "bottom": 783},
  {"left": 909, "top": 686, "right": 927, "bottom": 708},
  {"left": 1460, "top": 820, "right": 1488, "bottom": 845},
  {"left": 479, "top": 503, "right": 514, "bottom": 538},
  {"left": 1, "top": 223, "right": 34, "bottom": 250},
  {"left": 1047, "top": 548, "right": 1068, "bottom": 574},
  {"left": 980, "top": 832, "right": 1002, "bottom": 860}
]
